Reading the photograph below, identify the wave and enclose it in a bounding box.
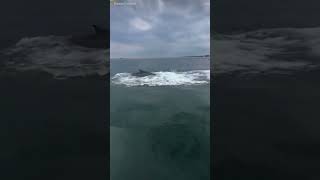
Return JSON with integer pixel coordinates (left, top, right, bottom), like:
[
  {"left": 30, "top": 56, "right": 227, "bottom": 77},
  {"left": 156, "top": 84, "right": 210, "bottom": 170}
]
[
  {"left": 111, "top": 70, "right": 210, "bottom": 87},
  {"left": 1, "top": 35, "right": 109, "bottom": 78},
  {"left": 212, "top": 27, "right": 320, "bottom": 74},
  {"left": 3, "top": 27, "right": 320, "bottom": 78}
]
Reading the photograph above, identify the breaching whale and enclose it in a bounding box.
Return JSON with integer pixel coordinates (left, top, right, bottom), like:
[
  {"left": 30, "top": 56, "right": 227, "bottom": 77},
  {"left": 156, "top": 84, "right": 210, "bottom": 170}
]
[
  {"left": 132, "top": 69, "right": 155, "bottom": 77},
  {"left": 69, "top": 25, "right": 109, "bottom": 49}
]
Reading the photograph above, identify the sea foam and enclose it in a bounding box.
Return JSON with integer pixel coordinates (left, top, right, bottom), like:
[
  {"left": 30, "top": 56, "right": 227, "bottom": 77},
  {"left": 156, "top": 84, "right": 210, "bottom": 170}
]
[
  {"left": 212, "top": 27, "right": 320, "bottom": 74},
  {"left": 111, "top": 70, "right": 210, "bottom": 87},
  {"left": 1, "top": 35, "right": 109, "bottom": 78}
]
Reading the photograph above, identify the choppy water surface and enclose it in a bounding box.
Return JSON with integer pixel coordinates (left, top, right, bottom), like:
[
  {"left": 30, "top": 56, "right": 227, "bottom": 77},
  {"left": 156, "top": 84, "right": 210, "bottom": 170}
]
[{"left": 110, "top": 57, "right": 210, "bottom": 180}]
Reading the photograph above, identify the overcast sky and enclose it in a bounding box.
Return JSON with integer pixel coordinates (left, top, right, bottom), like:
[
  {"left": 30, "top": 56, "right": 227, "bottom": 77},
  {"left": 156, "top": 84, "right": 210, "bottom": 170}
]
[{"left": 110, "top": 0, "right": 210, "bottom": 58}]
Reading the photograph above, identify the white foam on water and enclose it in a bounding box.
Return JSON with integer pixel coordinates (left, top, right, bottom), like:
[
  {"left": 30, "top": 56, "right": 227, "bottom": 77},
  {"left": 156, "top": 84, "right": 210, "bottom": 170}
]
[
  {"left": 3, "top": 27, "right": 320, "bottom": 78},
  {"left": 1, "top": 35, "right": 109, "bottom": 78},
  {"left": 111, "top": 70, "right": 210, "bottom": 87},
  {"left": 212, "top": 27, "right": 320, "bottom": 74}
]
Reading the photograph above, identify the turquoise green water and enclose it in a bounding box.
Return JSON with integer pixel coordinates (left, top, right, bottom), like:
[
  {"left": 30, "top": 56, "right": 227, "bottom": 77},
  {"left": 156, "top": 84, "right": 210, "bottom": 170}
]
[{"left": 110, "top": 85, "right": 210, "bottom": 180}]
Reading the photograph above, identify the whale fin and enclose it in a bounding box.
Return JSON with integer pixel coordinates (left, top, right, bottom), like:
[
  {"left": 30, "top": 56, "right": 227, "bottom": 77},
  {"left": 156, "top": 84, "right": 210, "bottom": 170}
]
[{"left": 92, "top": 25, "right": 108, "bottom": 35}]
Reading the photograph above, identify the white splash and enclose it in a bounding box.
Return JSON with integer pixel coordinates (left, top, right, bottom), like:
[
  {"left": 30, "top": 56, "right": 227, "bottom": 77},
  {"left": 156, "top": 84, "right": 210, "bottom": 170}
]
[
  {"left": 212, "top": 27, "right": 320, "bottom": 74},
  {"left": 1, "top": 35, "right": 109, "bottom": 78},
  {"left": 111, "top": 70, "right": 210, "bottom": 87}
]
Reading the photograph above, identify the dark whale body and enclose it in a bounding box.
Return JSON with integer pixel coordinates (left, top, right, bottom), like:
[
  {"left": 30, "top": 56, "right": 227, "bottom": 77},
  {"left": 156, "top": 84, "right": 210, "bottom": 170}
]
[
  {"left": 69, "top": 25, "right": 109, "bottom": 49},
  {"left": 132, "top": 69, "right": 155, "bottom": 77}
]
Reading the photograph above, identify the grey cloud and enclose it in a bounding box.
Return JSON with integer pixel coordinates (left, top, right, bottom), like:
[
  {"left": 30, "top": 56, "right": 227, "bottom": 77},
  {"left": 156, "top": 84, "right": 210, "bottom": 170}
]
[{"left": 111, "top": 0, "right": 210, "bottom": 58}]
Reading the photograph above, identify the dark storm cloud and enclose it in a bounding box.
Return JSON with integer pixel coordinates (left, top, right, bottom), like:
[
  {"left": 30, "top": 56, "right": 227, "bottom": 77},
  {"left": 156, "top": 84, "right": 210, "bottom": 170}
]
[{"left": 110, "top": 0, "right": 210, "bottom": 58}]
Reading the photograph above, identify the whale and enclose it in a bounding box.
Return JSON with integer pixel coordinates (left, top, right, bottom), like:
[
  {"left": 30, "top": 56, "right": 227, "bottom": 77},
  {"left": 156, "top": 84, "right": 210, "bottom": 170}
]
[
  {"left": 69, "top": 25, "right": 109, "bottom": 49},
  {"left": 132, "top": 69, "right": 155, "bottom": 77}
]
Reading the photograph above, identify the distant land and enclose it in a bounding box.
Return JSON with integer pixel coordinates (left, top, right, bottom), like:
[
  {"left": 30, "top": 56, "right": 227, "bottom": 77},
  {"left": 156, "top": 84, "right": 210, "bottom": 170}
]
[
  {"left": 111, "top": 55, "right": 210, "bottom": 59},
  {"left": 184, "top": 55, "right": 210, "bottom": 58}
]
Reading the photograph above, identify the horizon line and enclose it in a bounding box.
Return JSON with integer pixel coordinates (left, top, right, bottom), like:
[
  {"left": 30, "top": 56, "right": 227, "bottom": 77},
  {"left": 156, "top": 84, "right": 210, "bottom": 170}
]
[{"left": 110, "top": 54, "right": 210, "bottom": 59}]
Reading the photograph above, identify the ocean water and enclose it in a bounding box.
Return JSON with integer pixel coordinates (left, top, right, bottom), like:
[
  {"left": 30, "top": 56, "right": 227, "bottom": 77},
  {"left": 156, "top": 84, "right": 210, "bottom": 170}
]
[{"left": 110, "top": 57, "right": 210, "bottom": 180}]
